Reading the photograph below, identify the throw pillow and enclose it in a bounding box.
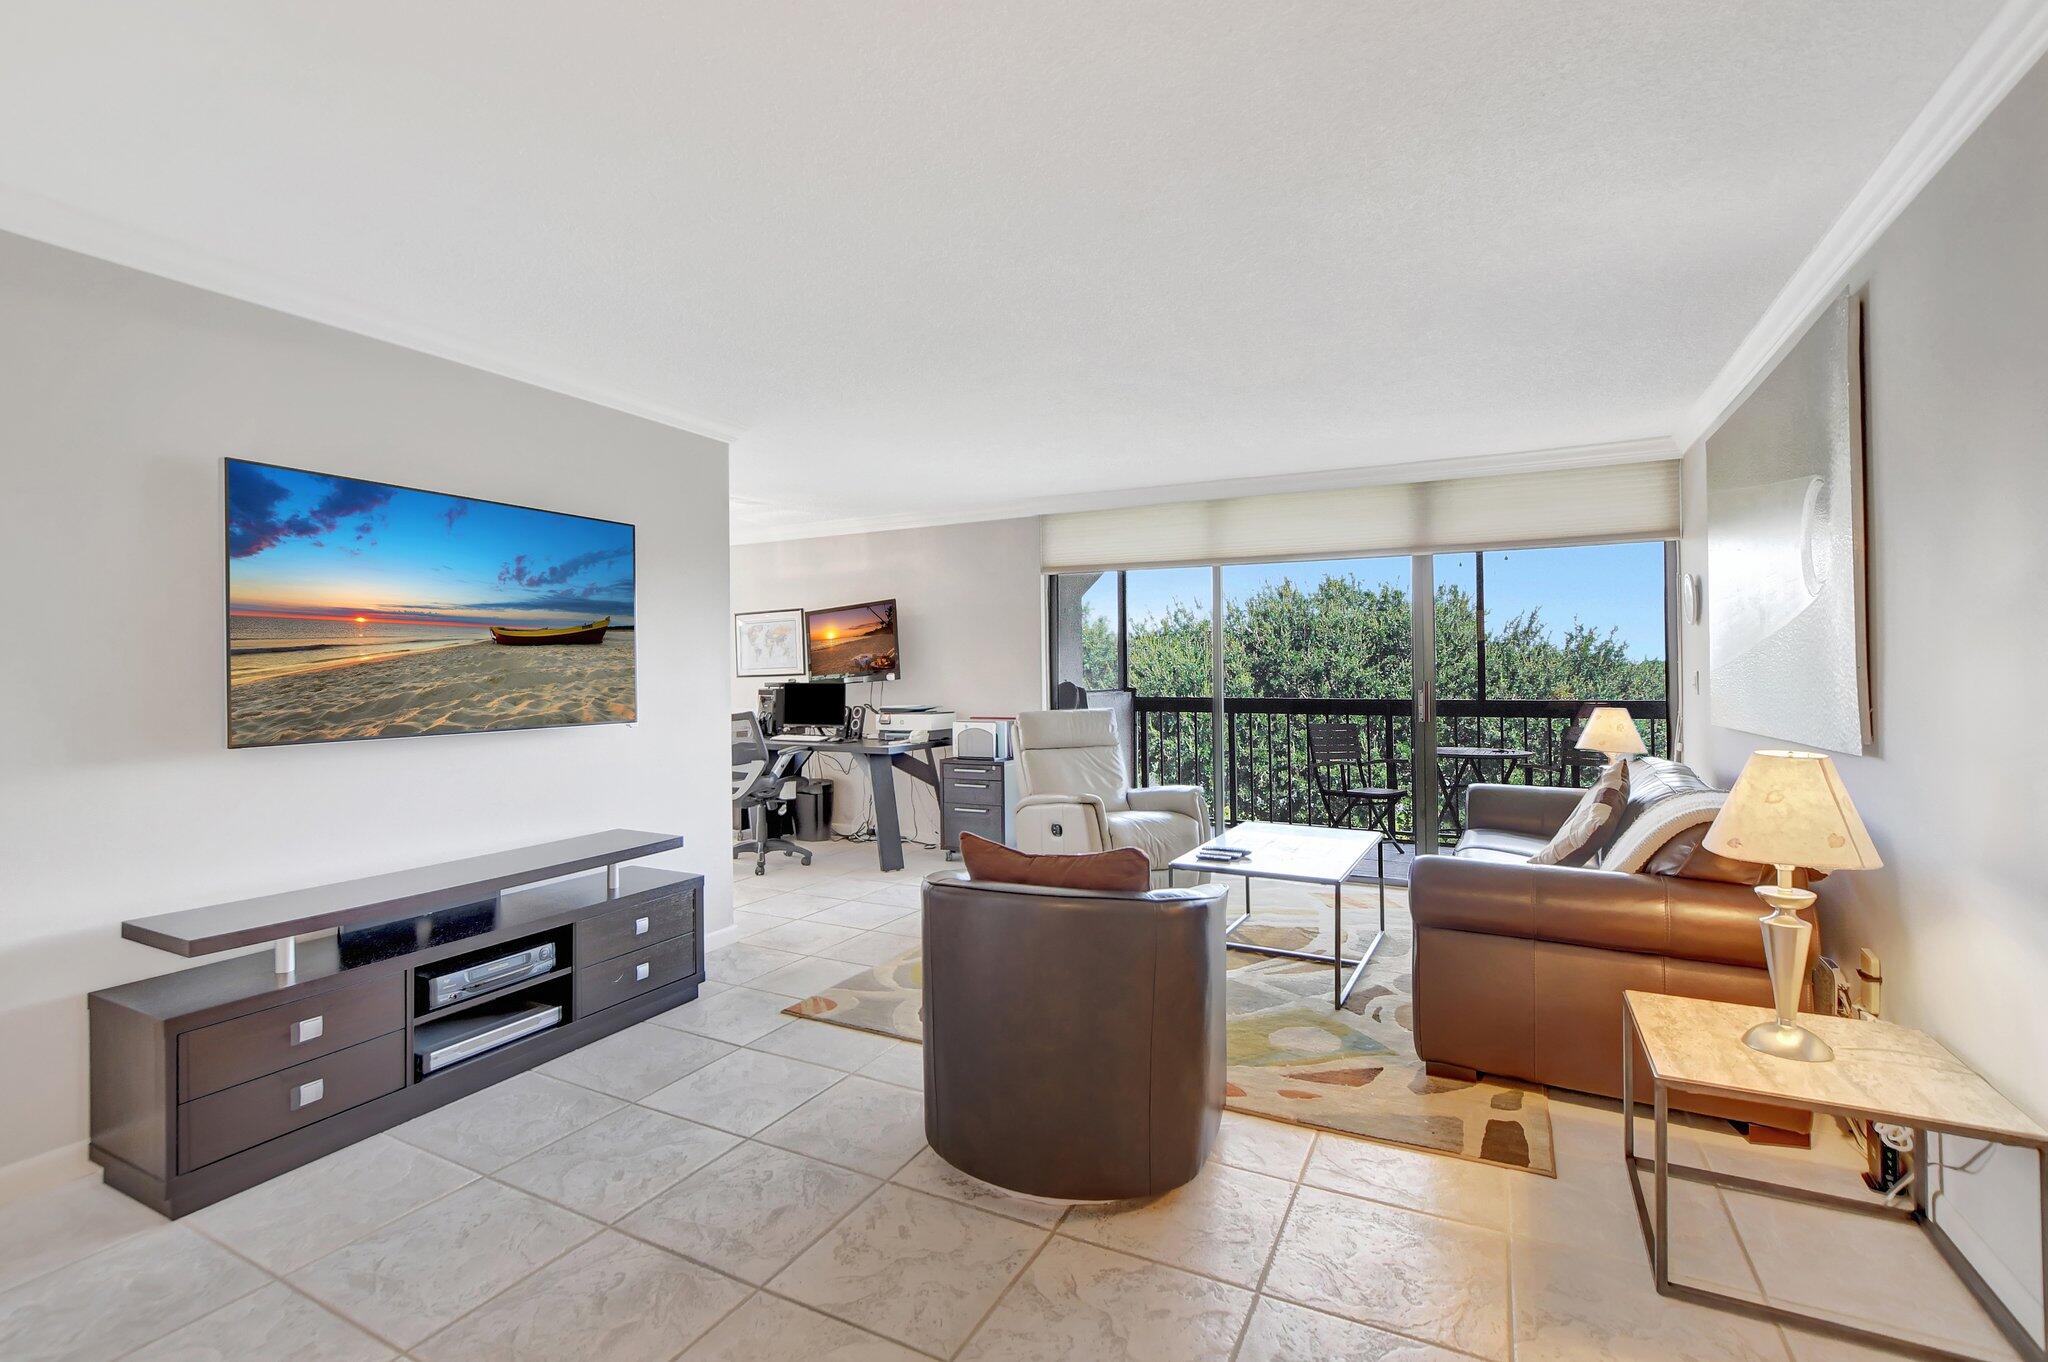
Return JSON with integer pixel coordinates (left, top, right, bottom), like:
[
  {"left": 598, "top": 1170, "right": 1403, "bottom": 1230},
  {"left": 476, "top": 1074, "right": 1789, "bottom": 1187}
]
[
  {"left": 1604, "top": 755, "right": 1715, "bottom": 847},
  {"left": 958, "top": 833, "right": 1153, "bottom": 892},
  {"left": 1600, "top": 788, "right": 1725, "bottom": 873},
  {"left": 1643, "top": 823, "right": 1825, "bottom": 887},
  {"left": 1527, "top": 760, "right": 1630, "bottom": 867}
]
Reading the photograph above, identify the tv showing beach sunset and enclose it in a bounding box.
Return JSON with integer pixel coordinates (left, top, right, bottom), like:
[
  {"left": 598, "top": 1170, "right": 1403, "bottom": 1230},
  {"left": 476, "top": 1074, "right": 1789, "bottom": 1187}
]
[
  {"left": 804, "top": 599, "right": 899, "bottom": 680},
  {"left": 226, "top": 458, "right": 636, "bottom": 747}
]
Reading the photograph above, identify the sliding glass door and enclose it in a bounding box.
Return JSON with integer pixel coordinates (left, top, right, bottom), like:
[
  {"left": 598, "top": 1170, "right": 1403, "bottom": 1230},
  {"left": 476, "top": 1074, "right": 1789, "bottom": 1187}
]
[
  {"left": 1049, "top": 538, "right": 1672, "bottom": 850},
  {"left": 1220, "top": 557, "right": 1412, "bottom": 835},
  {"left": 1426, "top": 542, "right": 1672, "bottom": 844}
]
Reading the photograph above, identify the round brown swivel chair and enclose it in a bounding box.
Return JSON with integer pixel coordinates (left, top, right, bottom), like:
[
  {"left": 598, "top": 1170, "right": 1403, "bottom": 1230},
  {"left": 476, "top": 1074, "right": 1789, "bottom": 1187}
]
[{"left": 919, "top": 871, "right": 1228, "bottom": 1200}]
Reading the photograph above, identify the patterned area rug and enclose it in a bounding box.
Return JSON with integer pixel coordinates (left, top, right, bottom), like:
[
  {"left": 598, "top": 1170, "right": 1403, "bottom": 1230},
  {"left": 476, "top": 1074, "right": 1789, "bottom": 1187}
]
[{"left": 784, "top": 883, "right": 1554, "bottom": 1174}]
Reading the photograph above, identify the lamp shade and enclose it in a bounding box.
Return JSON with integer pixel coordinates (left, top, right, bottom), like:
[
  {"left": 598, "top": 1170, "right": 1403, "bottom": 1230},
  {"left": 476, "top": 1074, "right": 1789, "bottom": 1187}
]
[
  {"left": 1703, "top": 750, "right": 1882, "bottom": 871},
  {"left": 1576, "top": 706, "right": 1648, "bottom": 756}
]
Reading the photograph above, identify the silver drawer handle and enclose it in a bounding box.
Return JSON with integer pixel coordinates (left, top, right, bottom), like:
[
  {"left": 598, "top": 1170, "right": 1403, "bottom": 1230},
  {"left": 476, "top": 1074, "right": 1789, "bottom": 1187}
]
[
  {"left": 634, "top": 961, "right": 651, "bottom": 982},
  {"left": 291, "top": 1015, "right": 325, "bottom": 1045},
  {"left": 950, "top": 807, "right": 990, "bottom": 816},
  {"left": 634, "top": 916, "right": 650, "bottom": 935},
  {"left": 952, "top": 780, "right": 990, "bottom": 788},
  {"left": 291, "top": 1078, "right": 325, "bottom": 1110}
]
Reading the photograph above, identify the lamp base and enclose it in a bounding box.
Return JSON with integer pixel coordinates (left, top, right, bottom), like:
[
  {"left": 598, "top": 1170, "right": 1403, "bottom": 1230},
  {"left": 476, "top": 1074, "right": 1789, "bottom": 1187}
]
[{"left": 1743, "top": 1019, "right": 1835, "bottom": 1063}]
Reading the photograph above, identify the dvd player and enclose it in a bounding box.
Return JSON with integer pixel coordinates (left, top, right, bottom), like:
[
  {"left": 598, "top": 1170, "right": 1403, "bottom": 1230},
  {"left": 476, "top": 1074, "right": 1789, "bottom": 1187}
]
[
  {"left": 420, "top": 942, "right": 557, "bottom": 1011},
  {"left": 415, "top": 998, "right": 564, "bottom": 1075}
]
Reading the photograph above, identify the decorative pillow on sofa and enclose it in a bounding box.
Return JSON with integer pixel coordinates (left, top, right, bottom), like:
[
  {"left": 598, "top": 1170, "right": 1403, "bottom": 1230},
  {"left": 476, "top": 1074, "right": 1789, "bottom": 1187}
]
[
  {"left": 1641, "top": 822, "right": 1825, "bottom": 887},
  {"left": 959, "top": 833, "right": 1153, "bottom": 892},
  {"left": 1599, "top": 788, "right": 1726, "bottom": 873},
  {"left": 1605, "top": 755, "right": 1714, "bottom": 846},
  {"left": 1527, "top": 760, "right": 1629, "bottom": 867}
]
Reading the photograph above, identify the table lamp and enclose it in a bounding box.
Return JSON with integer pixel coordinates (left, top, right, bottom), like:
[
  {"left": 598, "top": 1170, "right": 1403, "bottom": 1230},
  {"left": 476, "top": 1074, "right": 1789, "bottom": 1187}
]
[
  {"left": 1703, "top": 750, "right": 1881, "bottom": 1062},
  {"left": 1576, "top": 706, "right": 1648, "bottom": 766}
]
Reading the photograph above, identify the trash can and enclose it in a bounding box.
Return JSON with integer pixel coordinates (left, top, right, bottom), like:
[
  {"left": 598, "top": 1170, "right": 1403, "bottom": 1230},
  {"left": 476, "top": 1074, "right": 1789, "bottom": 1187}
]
[{"left": 794, "top": 779, "right": 833, "bottom": 842}]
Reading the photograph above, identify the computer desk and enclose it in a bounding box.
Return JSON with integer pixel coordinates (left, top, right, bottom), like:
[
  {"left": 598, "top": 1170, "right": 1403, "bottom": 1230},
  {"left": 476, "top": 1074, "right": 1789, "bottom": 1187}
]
[{"left": 764, "top": 734, "right": 951, "bottom": 872}]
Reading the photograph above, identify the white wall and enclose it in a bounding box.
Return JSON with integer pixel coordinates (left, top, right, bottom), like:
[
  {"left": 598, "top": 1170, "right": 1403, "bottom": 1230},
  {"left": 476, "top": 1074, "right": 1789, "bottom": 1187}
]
[
  {"left": 1680, "top": 55, "right": 2048, "bottom": 1323},
  {"left": 730, "top": 519, "right": 1044, "bottom": 841},
  {"left": 0, "top": 232, "right": 733, "bottom": 1180}
]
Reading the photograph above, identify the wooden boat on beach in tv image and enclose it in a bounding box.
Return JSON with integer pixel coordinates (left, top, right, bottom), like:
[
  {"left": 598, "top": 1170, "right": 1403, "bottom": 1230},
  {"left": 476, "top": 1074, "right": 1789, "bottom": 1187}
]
[{"left": 489, "top": 616, "right": 610, "bottom": 646}]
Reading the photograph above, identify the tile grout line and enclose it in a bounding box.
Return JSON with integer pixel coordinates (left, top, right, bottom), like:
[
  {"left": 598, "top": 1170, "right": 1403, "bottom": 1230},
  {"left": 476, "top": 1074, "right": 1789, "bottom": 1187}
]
[
  {"left": 1251, "top": 1144, "right": 1515, "bottom": 1362},
  {"left": 1225, "top": 1152, "right": 1309, "bottom": 1362},
  {"left": 744, "top": 1180, "right": 957, "bottom": 1359},
  {"left": 0, "top": 1210, "right": 160, "bottom": 1305},
  {"left": 97, "top": 1226, "right": 279, "bottom": 1361},
  {"left": 942, "top": 1216, "right": 1060, "bottom": 1361}
]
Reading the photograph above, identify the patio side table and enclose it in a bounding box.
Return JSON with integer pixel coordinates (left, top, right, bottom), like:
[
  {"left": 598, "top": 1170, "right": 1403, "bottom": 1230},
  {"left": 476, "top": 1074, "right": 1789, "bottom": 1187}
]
[
  {"left": 1434, "top": 746, "right": 1535, "bottom": 835},
  {"left": 1621, "top": 990, "right": 2047, "bottom": 1362}
]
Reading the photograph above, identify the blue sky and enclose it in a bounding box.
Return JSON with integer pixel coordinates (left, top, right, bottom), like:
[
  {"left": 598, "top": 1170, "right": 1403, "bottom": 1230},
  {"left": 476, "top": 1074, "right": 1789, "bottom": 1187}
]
[
  {"left": 1105, "top": 541, "right": 1666, "bottom": 659},
  {"left": 227, "top": 460, "right": 635, "bottom": 627}
]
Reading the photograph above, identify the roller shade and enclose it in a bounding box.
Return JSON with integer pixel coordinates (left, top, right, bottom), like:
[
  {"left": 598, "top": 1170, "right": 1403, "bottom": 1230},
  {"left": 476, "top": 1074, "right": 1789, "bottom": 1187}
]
[{"left": 1040, "top": 459, "right": 1680, "bottom": 571}]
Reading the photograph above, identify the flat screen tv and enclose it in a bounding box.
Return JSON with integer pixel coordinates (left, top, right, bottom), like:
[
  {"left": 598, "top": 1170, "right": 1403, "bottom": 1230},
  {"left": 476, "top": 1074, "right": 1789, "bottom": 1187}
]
[
  {"left": 804, "top": 599, "right": 899, "bottom": 681},
  {"left": 225, "top": 458, "right": 636, "bottom": 747}
]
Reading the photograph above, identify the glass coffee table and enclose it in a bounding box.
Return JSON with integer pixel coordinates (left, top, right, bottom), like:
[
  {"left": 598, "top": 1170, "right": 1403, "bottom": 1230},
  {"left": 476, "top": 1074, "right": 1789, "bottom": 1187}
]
[{"left": 1167, "top": 822, "right": 1386, "bottom": 1009}]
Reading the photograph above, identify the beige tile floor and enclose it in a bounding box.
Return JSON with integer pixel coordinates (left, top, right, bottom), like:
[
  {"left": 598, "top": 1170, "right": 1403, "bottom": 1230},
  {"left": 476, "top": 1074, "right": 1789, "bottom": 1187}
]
[{"left": 0, "top": 838, "right": 2025, "bottom": 1361}]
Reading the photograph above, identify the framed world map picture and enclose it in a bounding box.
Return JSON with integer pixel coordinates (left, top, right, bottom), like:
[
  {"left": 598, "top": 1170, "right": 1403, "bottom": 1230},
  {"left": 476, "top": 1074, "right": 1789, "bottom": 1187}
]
[{"left": 735, "top": 607, "right": 806, "bottom": 677}]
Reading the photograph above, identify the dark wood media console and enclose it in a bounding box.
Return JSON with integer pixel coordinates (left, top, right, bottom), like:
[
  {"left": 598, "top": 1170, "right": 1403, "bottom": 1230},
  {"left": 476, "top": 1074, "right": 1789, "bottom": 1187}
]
[{"left": 89, "top": 831, "right": 703, "bottom": 1217}]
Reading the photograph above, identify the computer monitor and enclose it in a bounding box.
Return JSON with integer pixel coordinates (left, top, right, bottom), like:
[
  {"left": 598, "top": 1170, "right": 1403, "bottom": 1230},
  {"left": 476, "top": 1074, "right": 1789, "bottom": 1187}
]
[{"left": 781, "top": 679, "right": 848, "bottom": 730}]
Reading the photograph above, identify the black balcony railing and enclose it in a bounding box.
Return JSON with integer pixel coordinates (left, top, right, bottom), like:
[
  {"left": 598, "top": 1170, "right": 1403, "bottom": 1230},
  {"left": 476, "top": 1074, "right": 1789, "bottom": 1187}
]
[{"left": 1132, "top": 694, "right": 1671, "bottom": 846}]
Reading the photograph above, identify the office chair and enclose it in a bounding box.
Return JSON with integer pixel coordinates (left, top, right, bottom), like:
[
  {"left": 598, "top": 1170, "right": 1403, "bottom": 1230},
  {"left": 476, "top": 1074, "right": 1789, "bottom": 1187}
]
[{"left": 732, "top": 712, "right": 813, "bottom": 875}]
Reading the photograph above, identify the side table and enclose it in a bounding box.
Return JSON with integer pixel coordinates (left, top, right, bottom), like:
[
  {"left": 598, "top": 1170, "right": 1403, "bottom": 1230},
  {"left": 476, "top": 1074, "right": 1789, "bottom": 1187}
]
[{"left": 1621, "top": 990, "right": 2046, "bottom": 1362}]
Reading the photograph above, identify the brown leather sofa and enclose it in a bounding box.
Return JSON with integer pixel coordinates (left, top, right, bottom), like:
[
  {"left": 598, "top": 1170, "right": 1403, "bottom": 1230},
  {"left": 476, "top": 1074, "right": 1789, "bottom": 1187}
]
[
  {"left": 1412, "top": 781, "right": 1818, "bottom": 1136},
  {"left": 921, "top": 871, "right": 1229, "bottom": 1199}
]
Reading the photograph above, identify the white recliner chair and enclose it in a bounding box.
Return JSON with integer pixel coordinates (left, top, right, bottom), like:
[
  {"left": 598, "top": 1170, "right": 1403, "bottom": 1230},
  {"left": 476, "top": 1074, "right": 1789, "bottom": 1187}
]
[{"left": 1013, "top": 710, "right": 1211, "bottom": 873}]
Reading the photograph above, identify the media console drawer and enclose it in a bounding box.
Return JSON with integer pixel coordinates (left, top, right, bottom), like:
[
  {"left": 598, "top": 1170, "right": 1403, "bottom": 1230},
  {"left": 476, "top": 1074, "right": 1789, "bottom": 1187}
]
[
  {"left": 178, "top": 1030, "right": 405, "bottom": 1172},
  {"left": 576, "top": 886, "right": 696, "bottom": 965},
  {"left": 179, "top": 974, "right": 404, "bottom": 1102},
  {"left": 575, "top": 933, "right": 695, "bottom": 1015}
]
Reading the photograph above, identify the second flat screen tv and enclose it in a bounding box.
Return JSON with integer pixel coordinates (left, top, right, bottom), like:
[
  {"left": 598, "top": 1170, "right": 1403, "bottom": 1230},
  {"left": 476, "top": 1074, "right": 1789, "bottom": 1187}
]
[
  {"left": 226, "top": 458, "right": 636, "bottom": 748},
  {"left": 805, "top": 599, "right": 899, "bottom": 681}
]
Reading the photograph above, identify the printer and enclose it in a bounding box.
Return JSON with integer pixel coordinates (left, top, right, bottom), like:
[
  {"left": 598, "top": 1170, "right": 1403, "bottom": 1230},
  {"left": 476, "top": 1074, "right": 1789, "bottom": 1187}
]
[{"left": 864, "top": 705, "right": 956, "bottom": 743}]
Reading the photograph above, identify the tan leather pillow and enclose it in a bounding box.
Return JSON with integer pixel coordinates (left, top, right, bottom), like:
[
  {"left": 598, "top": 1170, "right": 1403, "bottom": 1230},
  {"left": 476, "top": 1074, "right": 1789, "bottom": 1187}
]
[
  {"left": 1645, "top": 823, "right": 1824, "bottom": 887},
  {"left": 959, "top": 833, "right": 1153, "bottom": 892},
  {"left": 1528, "top": 760, "right": 1630, "bottom": 867}
]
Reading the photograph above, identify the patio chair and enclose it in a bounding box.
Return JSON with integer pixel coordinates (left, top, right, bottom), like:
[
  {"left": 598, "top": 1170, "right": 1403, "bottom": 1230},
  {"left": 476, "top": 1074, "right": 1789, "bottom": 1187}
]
[{"left": 1305, "top": 721, "right": 1407, "bottom": 853}]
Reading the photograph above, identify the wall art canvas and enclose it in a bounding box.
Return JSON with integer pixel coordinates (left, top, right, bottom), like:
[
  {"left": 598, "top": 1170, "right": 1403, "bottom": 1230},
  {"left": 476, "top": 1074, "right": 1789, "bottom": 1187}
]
[
  {"left": 227, "top": 458, "right": 636, "bottom": 747},
  {"left": 1707, "top": 294, "right": 1871, "bottom": 754},
  {"left": 735, "top": 608, "right": 806, "bottom": 676}
]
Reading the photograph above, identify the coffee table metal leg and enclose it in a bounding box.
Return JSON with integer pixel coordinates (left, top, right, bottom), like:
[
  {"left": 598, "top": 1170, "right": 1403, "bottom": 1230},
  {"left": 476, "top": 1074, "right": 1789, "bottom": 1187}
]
[
  {"left": 1333, "top": 876, "right": 1383, "bottom": 1011},
  {"left": 1333, "top": 881, "right": 1342, "bottom": 1000},
  {"left": 1223, "top": 872, "right": 1251, "bottom": 936}
]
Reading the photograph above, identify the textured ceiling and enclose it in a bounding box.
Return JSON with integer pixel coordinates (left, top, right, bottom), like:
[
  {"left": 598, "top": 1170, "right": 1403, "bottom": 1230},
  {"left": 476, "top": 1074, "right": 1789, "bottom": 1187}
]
[{"left": 0, "top": 2, "right": 2004, "bottom": 539}]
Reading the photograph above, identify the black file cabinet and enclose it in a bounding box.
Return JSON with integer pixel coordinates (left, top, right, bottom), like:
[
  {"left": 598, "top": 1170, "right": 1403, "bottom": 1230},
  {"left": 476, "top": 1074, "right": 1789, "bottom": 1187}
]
[{"left": 940, "top": 757, "right": 1020, "bottom": 855}]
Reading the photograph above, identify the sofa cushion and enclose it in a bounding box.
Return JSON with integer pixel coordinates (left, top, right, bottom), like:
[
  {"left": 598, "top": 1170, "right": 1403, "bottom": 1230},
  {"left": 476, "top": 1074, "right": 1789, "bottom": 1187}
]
[
  {"left": 1527, "top": 761, "right": 1629, "bottom": 867},
  {"left": 1453, "top": 828, "right": 1552, "bottom": 861},
  {"left": 959, "top": 833, "right": 1153, "bottom": 891},
  {"left": 1453, "top": 845, "right": 1544, "bottom": 867}
]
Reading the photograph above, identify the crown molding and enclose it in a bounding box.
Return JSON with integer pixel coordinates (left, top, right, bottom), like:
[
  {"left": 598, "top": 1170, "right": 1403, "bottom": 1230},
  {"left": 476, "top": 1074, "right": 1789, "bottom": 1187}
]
[
  {"left": 1679, "top": 0, "right": 2048, "bottom": 450},
  {"left": 0, "top": 186, "right": 746, "bottom": 445},
  {"left": 729, "top": 435, "right": 1681, "bottom": 545}
]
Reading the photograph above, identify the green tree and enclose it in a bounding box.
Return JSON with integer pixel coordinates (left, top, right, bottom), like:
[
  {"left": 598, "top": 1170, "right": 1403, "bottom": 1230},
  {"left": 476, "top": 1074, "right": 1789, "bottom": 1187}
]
[{"left": 1106, "top": 569, "right": 1664, "bottom": 833}]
